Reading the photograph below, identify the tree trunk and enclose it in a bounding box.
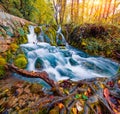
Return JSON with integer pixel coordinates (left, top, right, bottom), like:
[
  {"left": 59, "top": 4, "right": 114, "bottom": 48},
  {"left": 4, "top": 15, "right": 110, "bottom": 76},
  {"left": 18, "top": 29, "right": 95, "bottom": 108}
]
[
  {"left": 98, "top": 0, "right": 103, "bottom": 21},
  {"left": 82, "top": 0, "right": 85, "bottom": 23},
  {"left": 112, "top": 0, "right": 117, "bottom": 23},
  {"left": 105, "top": 0, "right": 112, "bottom": 19},
  {"left": 60, "top": 0, "right": 67, "bottom": 24},
  {"left": 76, "top": 0, "right": 79, "bottom": 23},
  {"left": 71, "top": 0, "right": 74, "bottom": 22}
]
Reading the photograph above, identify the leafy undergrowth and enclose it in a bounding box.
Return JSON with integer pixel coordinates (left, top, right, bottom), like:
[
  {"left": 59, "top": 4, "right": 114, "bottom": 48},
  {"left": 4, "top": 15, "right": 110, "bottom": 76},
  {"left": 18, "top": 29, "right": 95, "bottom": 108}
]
[
  {"left": 0, "top": 75, "right": 120, "bottom": 114},
  {"left": 69, "top": 23, "right": 120, "bottom": 61}
]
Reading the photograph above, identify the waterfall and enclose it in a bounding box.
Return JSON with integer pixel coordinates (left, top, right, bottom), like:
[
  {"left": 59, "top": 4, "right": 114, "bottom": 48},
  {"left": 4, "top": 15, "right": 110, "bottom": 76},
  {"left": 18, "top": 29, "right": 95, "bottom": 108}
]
[
  {"left": 27, "top": 26, "right": 37, "bottom": 43},
  {"left": 56, "top": 25, "right": 67, "bottom": 46},
  {"left": 19, "top": 26, "right": 119, "bottom": 85}
]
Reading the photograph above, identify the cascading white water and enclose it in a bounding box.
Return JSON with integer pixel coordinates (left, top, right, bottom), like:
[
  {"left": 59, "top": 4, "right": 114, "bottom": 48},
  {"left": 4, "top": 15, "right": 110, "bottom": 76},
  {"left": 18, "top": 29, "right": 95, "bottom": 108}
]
[
  {"left": 27, "top": 26, "right": 37, "bottom": 43},
  {"left": 20, "top": 26, "right": 119, "bottom": 85},
  {"left": 56, "top": 25, "right": 67, "bottom": 46}
]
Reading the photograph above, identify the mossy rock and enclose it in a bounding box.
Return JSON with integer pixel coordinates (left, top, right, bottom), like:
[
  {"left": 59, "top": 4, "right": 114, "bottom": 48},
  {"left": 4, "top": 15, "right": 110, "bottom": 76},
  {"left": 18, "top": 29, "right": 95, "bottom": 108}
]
[
  {"left": 23, "top": 24, "right": 29, "bottom": 34},
  {"left": 0, "top": 56, "right": 6, "bottom": 78},
  {"left": 34, "top": 27, "right": 41, "bottom": 35},
  {"left": 17, "top": 35, "right": 28, "bottom": 44},
  {"left": 6, "top": 30, "right": 14, "bottom": 37},
  {"left": 10, "top": 43, "right": 19, "bottom": 52},
  {"left": 17, "top": 28, "right": 25, "bottom": 36},
  {"left": 14, "top": 54, "right": 28, "bottom": 69},
  {"left": 0, "top": 56, "right": 6, "bottom": 66},
  {"left": 6, "top": 50, "right": 13, "bottom": 62},
  {"left": 15, "top": 54, "right": 26, "bottom": 59}
]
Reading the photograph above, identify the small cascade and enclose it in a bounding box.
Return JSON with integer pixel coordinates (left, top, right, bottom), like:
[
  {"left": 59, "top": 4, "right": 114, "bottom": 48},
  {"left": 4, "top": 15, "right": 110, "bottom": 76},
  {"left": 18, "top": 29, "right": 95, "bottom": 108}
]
[
  {"left": 56, "top": 25, "right": 67, "bottom": 46},
  {"left": 27, "top": 26, "right": 37, "bottom": 43},
  {"left": 19, "top": 26, "right": 119, "bottom": 85}
]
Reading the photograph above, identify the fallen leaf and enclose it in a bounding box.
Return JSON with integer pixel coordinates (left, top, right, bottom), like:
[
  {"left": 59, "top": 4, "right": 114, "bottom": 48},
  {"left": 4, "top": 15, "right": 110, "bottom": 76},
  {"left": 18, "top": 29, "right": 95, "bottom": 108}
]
[
  {"left": 76, "top": 101, "right": 83, "bottom": 112},
  {"left": 75, "top": 94, "right": 80, "bottom": 99},
  {"left": 72, "top": 107, "right": 77, "bottom": 114},
  {"left": 58, "top": 103, "right": 64, "bottom": 109},
  {"left": 82, "top": 94, "right": 88, "bottom": 100},
  {"left": 103, "top": 88, "right": 110, "bottom": 99}
]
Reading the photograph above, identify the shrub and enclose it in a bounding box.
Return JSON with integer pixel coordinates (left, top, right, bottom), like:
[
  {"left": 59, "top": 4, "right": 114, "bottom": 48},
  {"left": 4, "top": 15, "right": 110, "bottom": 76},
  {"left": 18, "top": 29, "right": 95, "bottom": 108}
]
[{"left": 14, "top": 54, "right": 28, "bottom": 69}]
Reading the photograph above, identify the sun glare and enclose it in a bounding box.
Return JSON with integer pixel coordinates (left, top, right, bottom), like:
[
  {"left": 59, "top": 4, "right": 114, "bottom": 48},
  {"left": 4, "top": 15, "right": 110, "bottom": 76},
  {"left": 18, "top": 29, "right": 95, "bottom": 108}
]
[{"left": 94, "top": 0, "right": 101, "bottom": 5}]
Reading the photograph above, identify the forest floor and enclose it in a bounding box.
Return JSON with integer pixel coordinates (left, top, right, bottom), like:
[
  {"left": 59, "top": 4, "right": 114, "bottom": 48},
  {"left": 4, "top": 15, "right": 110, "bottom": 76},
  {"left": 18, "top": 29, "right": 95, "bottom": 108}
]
[{"left": 0, "top": 72, "right": 120, "bottom": 114}]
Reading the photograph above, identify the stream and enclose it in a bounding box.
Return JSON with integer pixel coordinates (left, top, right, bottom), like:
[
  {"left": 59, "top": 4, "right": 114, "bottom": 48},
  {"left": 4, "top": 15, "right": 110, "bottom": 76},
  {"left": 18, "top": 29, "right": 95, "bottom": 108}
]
[{"left": 14, "top": 26, "right": 119, "bottom": 87}]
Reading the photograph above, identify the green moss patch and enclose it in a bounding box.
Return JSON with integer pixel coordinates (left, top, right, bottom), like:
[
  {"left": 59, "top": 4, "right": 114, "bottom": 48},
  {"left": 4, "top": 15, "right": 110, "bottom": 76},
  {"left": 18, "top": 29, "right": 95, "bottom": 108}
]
[
  {"left": 0, "top": 56, "right": 6, "bottom": 78},
  {"left": 14, "top": 54, "right": 28, "bottom": 69}
]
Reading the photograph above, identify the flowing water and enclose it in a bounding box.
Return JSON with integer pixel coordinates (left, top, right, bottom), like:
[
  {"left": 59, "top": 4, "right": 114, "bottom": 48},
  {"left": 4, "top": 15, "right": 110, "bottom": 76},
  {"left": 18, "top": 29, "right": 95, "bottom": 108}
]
[{"left": 17, "top": 26, "right": 119, "bottom": 86}]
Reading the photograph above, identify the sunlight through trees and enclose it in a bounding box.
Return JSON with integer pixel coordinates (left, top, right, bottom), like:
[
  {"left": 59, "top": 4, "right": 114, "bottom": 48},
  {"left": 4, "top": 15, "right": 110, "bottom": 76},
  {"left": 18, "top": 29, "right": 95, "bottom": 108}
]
[{"left": 0, "top": 0, "right": 119, "bottom": 25}]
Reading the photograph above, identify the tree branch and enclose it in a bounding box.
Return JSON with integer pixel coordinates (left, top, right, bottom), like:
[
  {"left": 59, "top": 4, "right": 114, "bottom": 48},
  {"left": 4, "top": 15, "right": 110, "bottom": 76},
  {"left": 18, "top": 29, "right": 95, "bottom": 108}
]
[{"left": 6, "top": 64, "right": 62, "bottom": 96}]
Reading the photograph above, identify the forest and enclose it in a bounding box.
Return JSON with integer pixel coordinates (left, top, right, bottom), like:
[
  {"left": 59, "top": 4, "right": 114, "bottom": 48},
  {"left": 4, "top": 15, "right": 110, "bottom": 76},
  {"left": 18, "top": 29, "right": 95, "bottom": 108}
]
[
  {"left": 0, "top": 0, "right": 120, "bottom": 114},
  {"left": 0, "top": 0, "right": 120, "bottom": 24}
]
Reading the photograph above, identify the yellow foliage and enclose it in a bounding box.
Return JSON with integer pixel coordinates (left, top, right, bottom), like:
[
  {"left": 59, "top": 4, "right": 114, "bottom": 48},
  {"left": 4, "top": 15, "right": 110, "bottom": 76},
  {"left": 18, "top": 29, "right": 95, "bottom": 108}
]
[
  {"left": 0, "top": 56, "right": 6, "bottom": 66},
  {"left": 10, "top": 43, "right": 19, "bottom": 52}
]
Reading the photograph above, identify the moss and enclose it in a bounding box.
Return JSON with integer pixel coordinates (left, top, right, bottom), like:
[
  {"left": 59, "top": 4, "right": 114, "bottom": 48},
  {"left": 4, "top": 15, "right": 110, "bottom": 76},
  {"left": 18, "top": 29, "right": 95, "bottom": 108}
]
[
  {"left": 17, "top": 28, "right": 25, "bottom": 36},
  {"left": 6, "top": 50, "right": 13, "bottom": 62},
  {"left": 34, "top": 27, "right": 41, "bottom": 35},
  {"left": 0, "top": 56, "right": 6, "bottom": 78},
  {"left": 30, "top": 83, "right": 43, "bottom": 95},
  {"left": 23, "top": 24, "right": 29, "bottom": 34},
  {"left": 10, "top": 43, "right": 19, "bottom": 52},
  {"left": 39, "top": 25, "right": 57, "bottom": 45},
  {"left": 15, "top": 54, "right": 26, "bottom": 59},
  {"left": 17, "top": 35, "right": 28, "bottom": 44},
  {"left": 14, "top": 54, "right": 28, "bottom": 69}
]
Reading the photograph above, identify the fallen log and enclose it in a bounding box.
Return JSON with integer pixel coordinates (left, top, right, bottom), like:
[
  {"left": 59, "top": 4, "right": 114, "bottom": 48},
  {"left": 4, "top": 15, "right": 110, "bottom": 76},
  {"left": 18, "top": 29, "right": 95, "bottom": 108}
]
[{"left": 6, "top": 64, "right": 62, "bottom": 96}]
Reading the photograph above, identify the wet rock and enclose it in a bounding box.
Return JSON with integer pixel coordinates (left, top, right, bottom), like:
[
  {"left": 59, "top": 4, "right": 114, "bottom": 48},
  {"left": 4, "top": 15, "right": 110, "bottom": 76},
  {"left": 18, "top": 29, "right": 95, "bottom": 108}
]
[
  {"left": 35, "top": 57, "right": 43, "bottom": 69},
  {"left": 69, "top": 58, "right": 79, "bottom": 66}
]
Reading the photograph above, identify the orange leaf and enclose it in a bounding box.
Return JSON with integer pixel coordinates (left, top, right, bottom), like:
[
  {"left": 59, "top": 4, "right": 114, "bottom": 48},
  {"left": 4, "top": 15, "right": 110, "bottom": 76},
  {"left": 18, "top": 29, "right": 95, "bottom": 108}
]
[
  {"left": 72, "top": 108, "right": 77, "bottom": 114},
  {"left": 58, "top": 103, "right": 64, "bottom": 109},
  {"left": 103, "top": 88, "right": 110, "bottom": 99}
]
